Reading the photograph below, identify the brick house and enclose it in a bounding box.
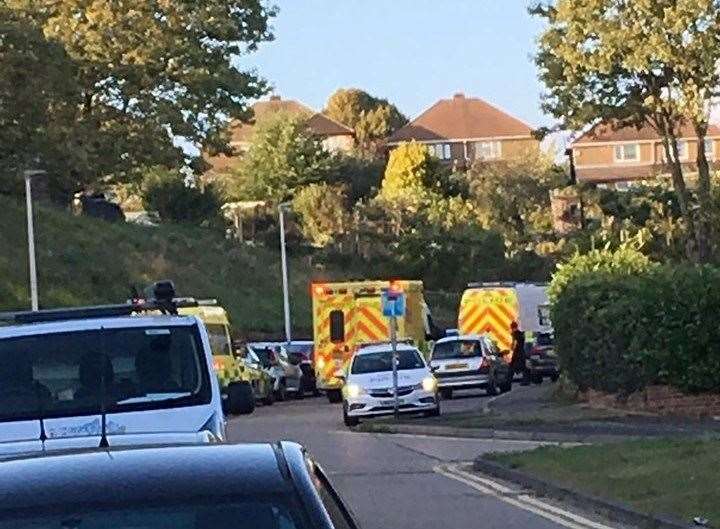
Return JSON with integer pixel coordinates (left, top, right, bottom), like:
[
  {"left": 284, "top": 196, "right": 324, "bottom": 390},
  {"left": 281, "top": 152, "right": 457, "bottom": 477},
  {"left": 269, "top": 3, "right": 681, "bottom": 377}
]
[
  {"left": 569, "top": 121, "right": 720, "bottom": 187},
  {"left": 386, "top": 93, "right": 539, "bottom": 167},
  {"left": 207, "top": 96, "right": 354, "bottom": 175}
]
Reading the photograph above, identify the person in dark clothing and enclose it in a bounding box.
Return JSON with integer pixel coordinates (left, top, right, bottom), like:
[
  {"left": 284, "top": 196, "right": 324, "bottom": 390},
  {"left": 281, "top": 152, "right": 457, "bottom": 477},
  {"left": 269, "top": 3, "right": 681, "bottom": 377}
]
[{"left": 510, "top": 321, "right": 529, "bottom": 385}]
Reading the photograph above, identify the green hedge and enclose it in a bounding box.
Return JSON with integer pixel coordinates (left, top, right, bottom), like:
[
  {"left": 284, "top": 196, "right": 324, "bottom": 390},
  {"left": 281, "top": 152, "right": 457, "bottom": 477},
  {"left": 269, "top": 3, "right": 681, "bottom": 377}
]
[{"left": 552, "top": 265, "right": 720, "bottom": 395}]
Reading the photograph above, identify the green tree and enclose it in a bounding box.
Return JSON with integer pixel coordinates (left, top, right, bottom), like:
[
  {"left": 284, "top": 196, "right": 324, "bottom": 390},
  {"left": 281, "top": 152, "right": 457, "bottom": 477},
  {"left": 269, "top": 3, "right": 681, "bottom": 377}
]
[
  {"left": 379, "top": 142, "right": 443, "bottom": 205},
  {"left": 4, "top": 0, "right": 275, "bottom": 199},
  {"left": 324, "top": 88, "right": 407, "bottom": 152},
  {"left": 292, "top": 183, "right": 349, "bottom": 247},
  {"left": 532, "top": 0, "right": 720, "bottom": 261},
  {"left": 466, "top": 149, "right": 565, "bottom": 253},
  {"left": 141, "top": 167, "right": 220, "bottom": 224},
  {"left": 325, "top": 154, "right": 384, "bottom": 203},
  {"left": 226, "top": 112, "right": 335, "bottom": 202},
  {"left": 0, "top": 8, "right": 84, "bottom": 198}
]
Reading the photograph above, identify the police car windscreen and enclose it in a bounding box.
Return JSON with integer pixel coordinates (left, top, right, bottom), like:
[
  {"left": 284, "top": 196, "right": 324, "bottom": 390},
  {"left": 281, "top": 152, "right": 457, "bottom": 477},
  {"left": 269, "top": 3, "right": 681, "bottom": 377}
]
[
  {"left": 351, "top": 349, "right": 424, "bottom": 374},
  {"left": 0, "top": 497, "right": 308, "bottom": 529},
  {"left": 432, "top": 340, "right": 482, "bottom": 360},
  {"left": 0, "top": 326, "right": 210, "bottom": 421}
]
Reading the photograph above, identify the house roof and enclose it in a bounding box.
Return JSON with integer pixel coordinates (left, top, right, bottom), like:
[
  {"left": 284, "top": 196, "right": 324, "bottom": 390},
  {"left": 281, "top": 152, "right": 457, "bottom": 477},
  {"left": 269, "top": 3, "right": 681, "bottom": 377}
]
[
  {"left": 305, "top": 112, "right": 355, "bottom": 137},
  {"left": 227, "top": 96, "right": 353, "bottom": 144},
  {"left": 387, "top": 93, "right": 534, "bottom": 143},
  {"left": 573, "top": 121, "right": 720, "bottom": 145}
]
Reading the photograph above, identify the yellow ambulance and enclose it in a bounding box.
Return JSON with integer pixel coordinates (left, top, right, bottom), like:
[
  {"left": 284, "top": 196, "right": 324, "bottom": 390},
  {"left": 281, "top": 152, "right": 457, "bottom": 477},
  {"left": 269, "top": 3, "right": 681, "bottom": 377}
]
[
  {"left": 457, "top": 282, "right": 551, "bottom": 363},
  {"left": 311, "top": 280, "right": 432, "bottom": 403}
]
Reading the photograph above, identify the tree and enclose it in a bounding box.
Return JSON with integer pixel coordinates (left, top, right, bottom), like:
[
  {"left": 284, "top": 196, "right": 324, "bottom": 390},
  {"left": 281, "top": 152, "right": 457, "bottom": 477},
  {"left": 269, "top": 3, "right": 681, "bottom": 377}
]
[
  {"left": 0, "top": 8, "right": 84, "bottom": 198},
  {"left": 292, "top": 183, "right": 349, "bottom": 247},
  {"left": 225, "top": 111, "right": 335, "bottom": 202},
  {"left": 4, "top": 0, "right": 275, "bottom": 199},
  {"left": 325, "top": 154, "right": 384, "bottom": 204},
  {"left": 324, "top": 88, "right": 407, "bottom": 153},
  {"left": 532, "top": 0, "right": 720, "bottom": 261},
  {"left": 379, "top": 142, "right": 438, "bottom": 207},
  {"left": 141, "top": 167, "right": 220, "bottom": 224},
  {"left": 466, "top": 149, "right": 565, "bottom": 253}
]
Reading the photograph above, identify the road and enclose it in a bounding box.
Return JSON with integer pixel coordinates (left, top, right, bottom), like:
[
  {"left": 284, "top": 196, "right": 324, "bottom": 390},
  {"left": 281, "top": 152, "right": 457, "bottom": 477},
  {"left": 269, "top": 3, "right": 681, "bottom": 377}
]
[{"left": 227, "top": 388, "right": 619, "bottom": 529}]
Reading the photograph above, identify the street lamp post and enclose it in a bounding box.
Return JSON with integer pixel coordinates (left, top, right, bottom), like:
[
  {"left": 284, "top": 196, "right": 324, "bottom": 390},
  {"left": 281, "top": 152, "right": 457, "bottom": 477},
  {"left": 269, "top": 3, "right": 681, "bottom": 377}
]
[
  {"left": 24, "top": 169, "right": 46, "bottom": 311},
  {"left": 278, "top": 202, "right": 292, "bottom": 343}
]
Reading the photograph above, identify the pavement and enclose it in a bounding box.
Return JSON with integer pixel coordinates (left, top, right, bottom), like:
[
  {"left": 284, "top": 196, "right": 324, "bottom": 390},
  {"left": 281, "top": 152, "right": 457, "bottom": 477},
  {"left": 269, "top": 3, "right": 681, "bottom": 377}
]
[{"left": 227, "top": 387, "right": 627, "bottom": 529}]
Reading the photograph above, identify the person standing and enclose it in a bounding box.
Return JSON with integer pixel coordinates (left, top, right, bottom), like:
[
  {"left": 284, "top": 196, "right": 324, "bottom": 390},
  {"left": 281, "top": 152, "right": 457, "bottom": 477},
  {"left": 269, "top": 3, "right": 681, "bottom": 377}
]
[{"left": 510, "top": 321, "right": 529, "bottom": 385}]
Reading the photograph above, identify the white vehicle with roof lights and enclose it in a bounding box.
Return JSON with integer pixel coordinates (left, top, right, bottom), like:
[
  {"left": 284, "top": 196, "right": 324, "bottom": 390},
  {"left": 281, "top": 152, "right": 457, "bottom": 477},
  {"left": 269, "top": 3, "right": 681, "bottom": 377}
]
[
  {"left": 339, "top": 343, "right": 439, "bottom": 427},
  {"left": 0, "top": 283, "right": 232, "bottom": 458}
]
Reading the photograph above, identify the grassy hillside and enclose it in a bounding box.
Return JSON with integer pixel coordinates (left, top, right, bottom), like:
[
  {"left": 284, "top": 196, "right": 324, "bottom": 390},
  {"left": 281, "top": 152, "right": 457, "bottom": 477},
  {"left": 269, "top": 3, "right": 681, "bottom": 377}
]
[{"left": 0, "top": 196, "right": 333, "bottom": 337}]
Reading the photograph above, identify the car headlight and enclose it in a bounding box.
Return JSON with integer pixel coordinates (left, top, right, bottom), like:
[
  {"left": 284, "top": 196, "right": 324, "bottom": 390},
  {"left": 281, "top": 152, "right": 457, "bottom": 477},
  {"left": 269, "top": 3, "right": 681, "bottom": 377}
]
[
  {"left": 317, "top": 357, "right": 326, "bottom": 369},
  {"left": 421, "top": 376, "right": 437, "bottom": 392},
  {"left": 346, "top": 383, "right": 366, "bottom": 398}
]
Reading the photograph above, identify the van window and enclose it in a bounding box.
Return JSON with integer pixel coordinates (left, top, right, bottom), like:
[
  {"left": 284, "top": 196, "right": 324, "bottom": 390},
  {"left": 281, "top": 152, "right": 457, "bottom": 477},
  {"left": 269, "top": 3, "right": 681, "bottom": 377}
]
[
  {"left": 205, "top": 323, "right": 232, "bottom": 356},
  {"left": 0, "top": 325, "right": 211, "bottom": 422},
  {"left": 329, "top": 310, "right": 344, "bottom": 343}
]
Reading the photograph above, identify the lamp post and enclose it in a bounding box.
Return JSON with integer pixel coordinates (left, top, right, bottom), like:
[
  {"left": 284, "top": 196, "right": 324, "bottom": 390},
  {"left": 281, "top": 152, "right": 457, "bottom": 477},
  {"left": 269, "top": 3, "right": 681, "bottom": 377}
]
[
  {"left": 278, "top": 202, "right": 292, "bottom": 343},
  {"left": 23, "top": 169, "right": 46, "bottom": 311}
]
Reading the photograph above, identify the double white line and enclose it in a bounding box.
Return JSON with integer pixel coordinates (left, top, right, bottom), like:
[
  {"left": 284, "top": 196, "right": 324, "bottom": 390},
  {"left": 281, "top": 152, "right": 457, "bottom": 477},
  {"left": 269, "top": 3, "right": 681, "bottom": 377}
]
[{"left": 434, "top": 463, "right": 618, "bottom": 529}]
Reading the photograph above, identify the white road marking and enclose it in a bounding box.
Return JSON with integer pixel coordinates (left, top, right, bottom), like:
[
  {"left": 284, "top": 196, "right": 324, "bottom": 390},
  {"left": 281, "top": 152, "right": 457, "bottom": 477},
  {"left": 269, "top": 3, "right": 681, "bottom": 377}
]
[{"left": 435, "top": 463, "right": 619, "bottom": 529}]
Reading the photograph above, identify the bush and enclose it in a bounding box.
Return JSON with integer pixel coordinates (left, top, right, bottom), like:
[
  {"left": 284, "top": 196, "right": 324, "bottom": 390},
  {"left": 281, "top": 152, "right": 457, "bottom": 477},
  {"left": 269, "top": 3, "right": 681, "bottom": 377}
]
[
  {"left": 141, "top": 167, "right": 220, "bottom": 224},
  {"left": 552, "top": 261, "right": 720, "bottom": 395}
]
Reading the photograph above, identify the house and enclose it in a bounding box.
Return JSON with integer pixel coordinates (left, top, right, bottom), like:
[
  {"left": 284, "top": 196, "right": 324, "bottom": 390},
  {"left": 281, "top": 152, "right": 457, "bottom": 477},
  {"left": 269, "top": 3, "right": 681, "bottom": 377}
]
[
  {"left": 206, "top": 96, "right": 355, "bottom": 174},
  {"left": 569, "top": 121, "right": 720, "bottom": 187},
  {"left": 386, "top": 93, "right": 539, "bottom": 166}
]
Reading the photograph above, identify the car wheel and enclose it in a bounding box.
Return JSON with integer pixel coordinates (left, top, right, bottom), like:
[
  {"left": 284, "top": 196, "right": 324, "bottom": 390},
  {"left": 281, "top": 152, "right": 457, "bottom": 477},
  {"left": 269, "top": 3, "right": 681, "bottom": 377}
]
[
  {"left": 327, "top": 389, "right": 343, "bottom": 403},
  {"left": 500, "top": 376, "right": 512, "bottom": 393},
  {"left": 424, "top": 398, "right": 441, "bottom": 417},
  {"left": 227, "top": 382, "right": 255, "bottom": 415},
  {"left": 275, "top": 380, "right": 287, "bottom": 402},
  {"left": 343, "top": 404, "right": 359, "bottom": 427},
  {"left": 550, "top": 373, "right": 560, "bottom": 383},
  {"left": 440, "top": 388, "right": 453, "bottom": 400},
  {"left": 486, "top": 379, "right": 499, "bottom": 397},
  {"left": 531, "top": 374, "right": 543, "bottom": 385},
  {"left": 294, "top": 384, "right": 305, "bottom": 400},
  {"left": 262, "top": 389, "right": 274, "bottom": 406}
]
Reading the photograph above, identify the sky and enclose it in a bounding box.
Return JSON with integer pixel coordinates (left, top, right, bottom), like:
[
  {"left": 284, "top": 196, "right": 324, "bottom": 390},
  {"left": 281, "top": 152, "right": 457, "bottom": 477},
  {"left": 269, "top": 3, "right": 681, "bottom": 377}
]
[{"left": 238, "top": 0, "right": 549, "bottom": 128}]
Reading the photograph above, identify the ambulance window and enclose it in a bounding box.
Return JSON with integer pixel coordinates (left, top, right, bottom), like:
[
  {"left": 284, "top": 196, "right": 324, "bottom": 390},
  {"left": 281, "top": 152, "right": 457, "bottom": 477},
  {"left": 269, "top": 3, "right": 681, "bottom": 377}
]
[{"left": 329, "top": 310, "right": 344, "bottom": 343}]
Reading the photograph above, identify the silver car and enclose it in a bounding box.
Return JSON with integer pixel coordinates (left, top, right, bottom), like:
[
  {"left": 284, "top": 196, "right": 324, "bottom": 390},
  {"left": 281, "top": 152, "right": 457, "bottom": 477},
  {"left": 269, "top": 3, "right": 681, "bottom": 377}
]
[
  {"left": 246, "top": 342, "right": 303, "bottom": 401},
  {"left": 430, "top": 334, "right": 512, "bottom": 399}
]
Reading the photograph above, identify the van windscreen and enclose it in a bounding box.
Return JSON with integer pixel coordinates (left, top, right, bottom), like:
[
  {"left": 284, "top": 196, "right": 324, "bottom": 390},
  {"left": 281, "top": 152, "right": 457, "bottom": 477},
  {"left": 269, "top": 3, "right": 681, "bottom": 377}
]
[{"left": 0, "top": 326, "right": 210, "bottom": 422}]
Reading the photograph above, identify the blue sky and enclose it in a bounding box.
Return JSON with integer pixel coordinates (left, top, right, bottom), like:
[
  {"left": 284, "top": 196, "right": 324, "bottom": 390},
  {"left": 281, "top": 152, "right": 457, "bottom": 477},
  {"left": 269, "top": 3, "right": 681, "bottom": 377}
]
[{"left": 238, "top": 1, "right": 548, "bottom": 127}]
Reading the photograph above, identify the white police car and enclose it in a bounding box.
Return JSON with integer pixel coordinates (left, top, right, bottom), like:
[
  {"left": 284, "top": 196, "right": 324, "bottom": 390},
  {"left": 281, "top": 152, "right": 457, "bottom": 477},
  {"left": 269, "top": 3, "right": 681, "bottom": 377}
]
[{"left": 340, "top": 343, "right": 439, "bottom": 427}]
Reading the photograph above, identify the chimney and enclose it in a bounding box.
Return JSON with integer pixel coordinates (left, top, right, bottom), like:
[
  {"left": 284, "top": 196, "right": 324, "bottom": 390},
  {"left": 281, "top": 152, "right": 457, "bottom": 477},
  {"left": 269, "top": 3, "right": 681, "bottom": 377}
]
[
  {"left": 453, "top": 92, "right": 465, "bottom": 99},
  {"left": 269, "top": 95, "right": 281, "bottom": 101}
]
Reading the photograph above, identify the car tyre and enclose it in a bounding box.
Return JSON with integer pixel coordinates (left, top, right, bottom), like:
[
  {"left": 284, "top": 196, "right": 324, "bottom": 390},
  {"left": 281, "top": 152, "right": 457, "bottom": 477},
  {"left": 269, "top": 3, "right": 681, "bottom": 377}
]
[
  {"left": 343, "top": 404, "right": 359, "bottom": 427},
  {"left": 327, "top": 389, "right": 343, "bottom": 403},
  {"left": 500, "top": 376, "right": 512, "bottom": 393},
  {"left": 531, "top": 374, "right": 543, "bottom": 385},
  {"left": 275, "top": 380, "right": 287, "bottom": 402},
  {"left": 227, "top": 381, "right": 255, "bottom": 415},
  {"left": 262, "top": 389, "right": 275, "bottom": 406},
  {"left": 424, "top": 398, "right": 441, "bottom": 417},
  {"left": 440, "top": 388, "right": 453, "bottom": 400},
  {"left": 486, "top": 379, "right": 499, "bottom": 397},
  {"left": 550, "top": 373, "right": 560, "bottom": 383}
]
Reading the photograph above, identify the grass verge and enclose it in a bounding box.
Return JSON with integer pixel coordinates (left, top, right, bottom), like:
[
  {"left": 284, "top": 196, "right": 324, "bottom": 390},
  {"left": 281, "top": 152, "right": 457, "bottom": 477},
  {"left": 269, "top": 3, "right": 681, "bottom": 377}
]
[{"left": 489, "top": 438, "right": 720, "bottom": 523}]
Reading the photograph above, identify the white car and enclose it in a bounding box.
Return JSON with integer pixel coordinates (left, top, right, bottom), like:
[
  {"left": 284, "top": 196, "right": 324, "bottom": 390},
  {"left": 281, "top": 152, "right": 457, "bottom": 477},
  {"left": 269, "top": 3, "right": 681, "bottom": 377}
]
[
  {"left": 340, "top": 343, "right": 440, "bottom": 427},
  {"left": 0, "top": 307, "right": 227, "bottom": 458}
]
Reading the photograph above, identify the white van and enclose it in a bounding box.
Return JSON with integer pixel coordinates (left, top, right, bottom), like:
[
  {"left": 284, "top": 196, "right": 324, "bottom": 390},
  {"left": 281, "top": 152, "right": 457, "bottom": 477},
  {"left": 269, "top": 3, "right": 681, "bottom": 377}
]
[{"left": 0, "top": 313, "right": 226, "bottom": 457}]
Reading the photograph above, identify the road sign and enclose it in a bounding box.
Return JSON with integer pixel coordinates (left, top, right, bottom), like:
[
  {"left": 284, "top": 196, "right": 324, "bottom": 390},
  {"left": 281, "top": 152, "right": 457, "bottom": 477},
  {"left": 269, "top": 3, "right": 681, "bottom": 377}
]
[{"left": 381, "top": 289, "right": 405, "bottom": 317}]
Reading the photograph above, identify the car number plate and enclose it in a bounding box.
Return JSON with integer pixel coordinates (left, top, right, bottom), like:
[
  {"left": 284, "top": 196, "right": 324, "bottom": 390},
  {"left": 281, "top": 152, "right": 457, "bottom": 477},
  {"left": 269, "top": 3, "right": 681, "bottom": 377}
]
[
  {"left": 447, "top": 363, "right": 468, "bottom": 369},
  {"left": 380, "top": 399, "right": 403, "bottom": 406}
]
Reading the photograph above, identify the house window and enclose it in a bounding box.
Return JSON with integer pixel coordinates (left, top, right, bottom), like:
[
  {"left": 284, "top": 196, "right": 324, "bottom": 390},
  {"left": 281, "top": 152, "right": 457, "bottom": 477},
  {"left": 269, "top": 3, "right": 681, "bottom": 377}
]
[
  {"left": 663, "top": 140, "right": 688, "bottom": 162},
  {"left": 475, "top": 141, "right": 502, "bottom": 160},
  {"left": 705, "top": 138, "right": 715, "bottom": 159},
  {"left": 614, "top": 143, "right": 640, "bottom": 162},
  {"left": 428, "top": 143, "right": 451, "bottom": 160}
]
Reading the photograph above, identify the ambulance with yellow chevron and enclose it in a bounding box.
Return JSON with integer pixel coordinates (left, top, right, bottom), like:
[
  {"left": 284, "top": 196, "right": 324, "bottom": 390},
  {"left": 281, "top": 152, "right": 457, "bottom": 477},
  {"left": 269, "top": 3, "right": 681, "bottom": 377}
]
[
  {"left": 311, "top": 280, "right": 437, "bottom": 403},
  {"left": 458, "top": 282, "right": 552, "bottom": 364}
]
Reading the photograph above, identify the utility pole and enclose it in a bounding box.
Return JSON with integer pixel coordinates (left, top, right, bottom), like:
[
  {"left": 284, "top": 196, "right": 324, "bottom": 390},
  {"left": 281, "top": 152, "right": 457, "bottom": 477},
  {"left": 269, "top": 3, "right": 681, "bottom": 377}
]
[
  {"left": 390, "top": 315, "right": 399, "bottom": 420},
  {"left": 24, "top": 170, "right": 46, "bottom": 311},
  {"left": 278, "top": 202, "right": 292, "bottom": 343}
]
